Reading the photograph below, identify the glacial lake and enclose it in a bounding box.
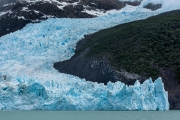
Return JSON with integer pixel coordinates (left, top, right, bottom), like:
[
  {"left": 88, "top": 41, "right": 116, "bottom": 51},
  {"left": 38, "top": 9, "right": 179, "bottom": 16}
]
[{"left": 0, "top": 111, "right": 180, "bottom": 120}]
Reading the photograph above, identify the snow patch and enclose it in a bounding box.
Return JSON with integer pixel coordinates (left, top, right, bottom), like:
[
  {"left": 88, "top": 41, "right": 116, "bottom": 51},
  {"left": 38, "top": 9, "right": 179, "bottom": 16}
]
[
  {"left": 0, "top": 11, "right": 9, "bottom": 17},
  {"left": 18, "top": 16, "right": 25, "bottom": 19}
]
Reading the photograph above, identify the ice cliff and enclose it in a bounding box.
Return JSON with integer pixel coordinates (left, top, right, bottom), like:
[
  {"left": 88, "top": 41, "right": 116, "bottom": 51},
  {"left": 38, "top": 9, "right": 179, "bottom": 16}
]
[
  {"left": 0, "top": 76, "right": 169, "bottom": 110},
  {"left": 0, "top": 0, "right": 179, "bottom": 110}
]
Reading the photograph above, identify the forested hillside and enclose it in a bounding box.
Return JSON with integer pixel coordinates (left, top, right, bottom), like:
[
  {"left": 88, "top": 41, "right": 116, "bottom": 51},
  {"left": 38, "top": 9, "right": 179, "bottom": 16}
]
[{"left": 78, "top": 10, "right": 180, "bottom": 82}]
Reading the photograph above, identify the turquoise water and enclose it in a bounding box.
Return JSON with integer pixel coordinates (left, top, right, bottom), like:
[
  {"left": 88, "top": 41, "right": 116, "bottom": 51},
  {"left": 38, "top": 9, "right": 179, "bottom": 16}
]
[{"left": 0, "top": 111, "right": 180, "bottom": 120}]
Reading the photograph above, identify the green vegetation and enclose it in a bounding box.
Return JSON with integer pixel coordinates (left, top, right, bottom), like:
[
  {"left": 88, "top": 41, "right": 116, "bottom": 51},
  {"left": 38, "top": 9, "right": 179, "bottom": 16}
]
[{"left": 78, "top": 10, "right": 180, "bottom": 81}]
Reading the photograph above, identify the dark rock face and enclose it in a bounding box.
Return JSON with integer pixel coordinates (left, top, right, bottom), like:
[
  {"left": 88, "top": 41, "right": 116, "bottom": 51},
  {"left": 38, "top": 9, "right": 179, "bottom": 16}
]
[
  {"left": 0, "top": 15, "right": 31, "bottom": 37},
  {"left": 144, "top": 3, "right": 162, "bottom": 11},
  {"left": 159, "top": 68, "right": 180, "bottom": 110},
  {"left": 54, "top": 35, "right": 146, "bottom": 85},
  {"left": 54, "top": 56, "right": 145, "bottom": 85},
  {"left": 27, "top": 2, "right": 66, "bottom": 17},
  {"left": 81, "top": 0, "right": 122, "bottom": 10},
  {"left": 169, "top": 87, "right": 180, "bottom": 110},
  {"left": 80, "top": 0, "right": 141, "bottom": 10},
  {"left": 63, "top": 5, "right": 93, "bottom": 18}
]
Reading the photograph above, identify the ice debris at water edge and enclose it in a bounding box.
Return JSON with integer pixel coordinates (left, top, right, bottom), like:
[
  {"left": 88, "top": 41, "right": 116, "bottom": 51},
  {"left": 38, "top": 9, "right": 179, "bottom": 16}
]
[{"left": 0, "top": 0, "right": 180, "bottom": 110}]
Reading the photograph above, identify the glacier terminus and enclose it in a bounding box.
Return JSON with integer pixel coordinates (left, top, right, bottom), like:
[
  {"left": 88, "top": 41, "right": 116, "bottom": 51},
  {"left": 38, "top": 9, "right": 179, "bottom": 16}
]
[{"left": 0, "top": 76, "right": 169, "bottom": 110}]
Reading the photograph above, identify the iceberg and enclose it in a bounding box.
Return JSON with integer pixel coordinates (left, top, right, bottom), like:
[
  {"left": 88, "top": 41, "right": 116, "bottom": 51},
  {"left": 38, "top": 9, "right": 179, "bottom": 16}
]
[{"left": 0, "top": 0, "right": 179, "bottom": 110}]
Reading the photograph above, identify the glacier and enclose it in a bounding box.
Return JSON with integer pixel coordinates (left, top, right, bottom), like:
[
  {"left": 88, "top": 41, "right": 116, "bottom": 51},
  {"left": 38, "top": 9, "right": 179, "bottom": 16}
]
[
  {"left": 0, "top": 0, "right": 179, "bottom": 110},
  {"left": 0, "top": 76, "right": 169, "bottom": 110}
]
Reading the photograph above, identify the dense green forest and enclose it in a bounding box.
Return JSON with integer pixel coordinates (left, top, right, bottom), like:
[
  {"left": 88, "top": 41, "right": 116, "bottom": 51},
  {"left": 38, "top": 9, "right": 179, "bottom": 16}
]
[{"left": 78, "top": 10, "right": 180, "bottom": 82}]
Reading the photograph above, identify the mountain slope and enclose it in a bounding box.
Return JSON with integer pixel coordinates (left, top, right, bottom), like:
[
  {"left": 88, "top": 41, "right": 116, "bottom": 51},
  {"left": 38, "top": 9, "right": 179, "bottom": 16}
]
[
  {"left": 54, "top": 10, "right": 180, "bottom": 109},
  {"left": 0, "top": 0, "right": 163, "bottom": 37}
]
